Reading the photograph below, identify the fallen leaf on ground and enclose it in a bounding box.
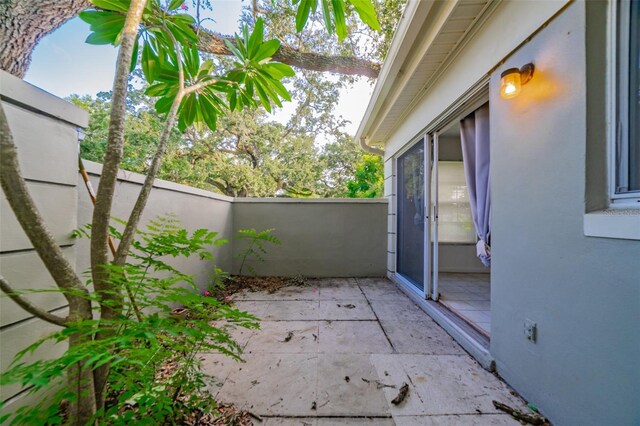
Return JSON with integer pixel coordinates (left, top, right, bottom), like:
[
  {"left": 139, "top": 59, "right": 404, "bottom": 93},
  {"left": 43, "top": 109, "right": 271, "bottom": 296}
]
[{"left": 391, "top": 383, "right": 409, "bottom": 405}]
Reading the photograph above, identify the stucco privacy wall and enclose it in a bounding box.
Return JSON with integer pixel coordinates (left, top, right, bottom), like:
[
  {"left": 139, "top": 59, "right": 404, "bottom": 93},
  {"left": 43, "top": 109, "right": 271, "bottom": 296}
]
[
  {"left": 75, "top": 161, "right": 235, "bottom": 287},
  {"left": 489, "top": 3, "right": 640, "bottom": 425},
  {"left": 0, "top": 71, "right": 84, "bottom": 407},
  {"left": 232, "top": 199, "right": 387, "bottom": 277}
]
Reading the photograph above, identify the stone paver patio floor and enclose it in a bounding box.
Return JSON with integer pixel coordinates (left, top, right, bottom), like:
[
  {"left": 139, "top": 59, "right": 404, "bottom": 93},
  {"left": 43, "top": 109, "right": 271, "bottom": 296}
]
[{"left": 202, "top": 278, "right": 526, "bottom": 425}]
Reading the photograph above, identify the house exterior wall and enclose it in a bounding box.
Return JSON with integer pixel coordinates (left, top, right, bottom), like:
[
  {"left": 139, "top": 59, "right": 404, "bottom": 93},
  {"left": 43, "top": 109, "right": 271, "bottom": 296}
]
[
  {"left": 489, "top": 3, "right": 640, "bottom": 425},
  {"left": 233, "top": 199, "right": 388, "bottom": 277},
  {"left": 382, "top": 1, "right": 640, "bottom": 424},
  {"left": 383, "top": 0, "right": 570, "bottom": 277}
]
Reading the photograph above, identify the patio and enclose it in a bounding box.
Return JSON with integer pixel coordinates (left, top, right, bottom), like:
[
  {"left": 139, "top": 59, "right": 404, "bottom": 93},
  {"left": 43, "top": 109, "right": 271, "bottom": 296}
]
[{"left": 202, "top": 278, "right": 526, "bottom": 425}]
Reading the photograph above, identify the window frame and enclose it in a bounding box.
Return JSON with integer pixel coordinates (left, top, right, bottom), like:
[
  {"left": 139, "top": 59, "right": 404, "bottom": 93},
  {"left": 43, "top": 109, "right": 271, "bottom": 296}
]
[
  {"left": 608, "top": 0, "right": 640, "bottom": 204},
  {"left": 585, "top": 0, "right": 640, "bottom": 241}
]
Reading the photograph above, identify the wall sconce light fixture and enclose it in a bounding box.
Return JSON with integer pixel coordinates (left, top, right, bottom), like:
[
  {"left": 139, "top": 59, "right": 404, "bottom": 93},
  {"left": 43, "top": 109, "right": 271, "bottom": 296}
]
[{"left": 500, "top": 63, "right": 535, "bottom": 99}]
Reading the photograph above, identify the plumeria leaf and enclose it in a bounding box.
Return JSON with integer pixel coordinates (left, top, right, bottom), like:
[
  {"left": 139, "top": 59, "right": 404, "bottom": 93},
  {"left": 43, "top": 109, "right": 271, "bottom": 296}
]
[
  {"left": 168, "top": 0, "right": 184, "bottom": 11},
  {"left": 295, "top": 0, "right": 318, "bottom": 32},
  {"left": 347, "top": 0, "right": 380, "bottom": 30},
  {"left": 89, "top": 0, "right": 130, "bottom": 12},
  {"left": 248, "top": 18, "right": 265, "bottom": 57},
  {"left": 330, "top": 0, "right": 347, "bottom": 41},
  {"left": 253, "top": 39, "right": 281, "bottom": 62}
]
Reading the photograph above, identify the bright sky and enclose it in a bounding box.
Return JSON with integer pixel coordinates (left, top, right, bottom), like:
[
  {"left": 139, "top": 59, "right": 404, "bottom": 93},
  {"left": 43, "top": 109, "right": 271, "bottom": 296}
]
[{"left": 24, "top": 0, "right": 373, "bottom": 137}]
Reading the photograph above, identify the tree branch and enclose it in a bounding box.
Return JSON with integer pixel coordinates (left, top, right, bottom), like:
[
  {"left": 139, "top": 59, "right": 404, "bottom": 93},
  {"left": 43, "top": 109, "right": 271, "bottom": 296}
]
[
  {"left": 89, "top": 0, "right": 148, "bottom": 410},
  {"left": 114, "top": 90, "right": 184, "bottom": 266},
  {"left": 1, "top": 2, "right": 381, "bottom": 79},
  {"left": 0, "top": 276, "right": 68, "bottom": 327},
  {"left": 197, "top": 29, "right": 381, "bottom": 78},
  {"left": 91, "top": 0, "right": 147, "bottom": 296}
]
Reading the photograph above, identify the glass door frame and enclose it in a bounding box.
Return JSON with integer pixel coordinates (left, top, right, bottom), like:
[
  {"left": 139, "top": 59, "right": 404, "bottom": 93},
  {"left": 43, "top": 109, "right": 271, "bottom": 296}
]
[
  {"left": 394, "top": 79, "right": 489, "bottom": 302},
  {"left": 395, "top": 134, "right": 429, "bottom": 299},
  {"left": 395, "top": 132, "right": 440, "bottom": 301}
]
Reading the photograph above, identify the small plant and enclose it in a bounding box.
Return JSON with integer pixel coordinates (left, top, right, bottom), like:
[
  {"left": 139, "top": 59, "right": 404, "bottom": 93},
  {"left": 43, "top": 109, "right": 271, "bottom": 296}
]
[
  {"left": 1, "top": 216, "right": 259, "bottom": 425},
  {"left": 235, "top": 228, "right": 281, "bottom": 276}
]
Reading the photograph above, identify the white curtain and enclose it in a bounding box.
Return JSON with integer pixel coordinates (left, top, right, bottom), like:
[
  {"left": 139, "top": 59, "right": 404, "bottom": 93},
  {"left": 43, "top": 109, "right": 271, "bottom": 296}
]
[{"left": 460, "top": 103, "right": 491, "bottom": 267}]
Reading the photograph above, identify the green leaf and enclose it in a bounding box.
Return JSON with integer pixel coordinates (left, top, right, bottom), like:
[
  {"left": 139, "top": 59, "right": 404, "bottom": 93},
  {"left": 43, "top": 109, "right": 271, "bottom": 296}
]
[
  {"left": 155, "top": 96, "right": 176, "bottom": 113},
  {"left": 253, "top": 39, "right": 281, "bottom": 62},
  {"left": 168, "top": 0, "right": 184, "bottom": 10},
  {"left": 255, "top": 74, "right": 283, "bottom": 107},
  {"left": 331, "top": 0, "right": 347, "bottom": 41},
  {"left": 145, "top": 82, "right": 172, "bottom": 97},
  {"left": 320, "top": 0, "right": 334, "bottom": 35},
  {"left": 295, "top": 0, "right": 318, "bottom": 32},
  {"left": 80, "top": 10, "right": 126, "bottom": 45},
  {"left": 254, "top": 82, "right": 272, "bottom": 112},
  {"left": 85, "top": 30, "right": 120, "bottom": 45},
  {"left": 130, "top": 34, "right": 140, "bottom": 72},
  {"left": 141, "top": 41, "right": 159, "bottom": 82},
  {"left": 263, "top": 62, "right": 295, "bottom": 79},
  {"left": 261, "top": 74, "right": 291, "bottom": 101},
  {"left": 199, "top": 96, "right": 219, "bottom": 131},
  {"left": 228, "top": 90, "right": 238, "bottom": 111},
  {"left": 178, "top": 95, "right": 197, "bottom": 131},
  {"left": 173, "top": 13, "right": 196, "bottom": 26},
  {"left": 90, "top": 0, "right": 130, "bottom": 12},
  {"left": 247, "top": 18, "right": 265, "bottom": 58},
  {"left": 234, "top": 33, "right": 248, "bottom": 58},
  {"left": 347, "top": 0, "right": 380, "bottom": 30},
  {"left": 224, "top": 39, "right": 245, "bottom": 61}
]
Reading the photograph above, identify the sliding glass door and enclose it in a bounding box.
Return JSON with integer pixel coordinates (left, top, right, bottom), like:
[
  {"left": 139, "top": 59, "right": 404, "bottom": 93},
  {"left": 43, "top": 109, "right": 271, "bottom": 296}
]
[
  {"left": 396, "top": 137, "right": 430, "bottom": 295},
  {"left": 395, "top": 133, "right": 440, "bottom": 300}
]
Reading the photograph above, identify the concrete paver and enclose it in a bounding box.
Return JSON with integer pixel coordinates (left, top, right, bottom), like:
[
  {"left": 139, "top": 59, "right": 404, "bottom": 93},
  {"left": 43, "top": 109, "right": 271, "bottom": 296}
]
[
  {"left": 318, "top": 320, "right": 393, "bottom": 354},
  {"left": 316, "top": 353, "right": 390, "bottom": 416},
  {"left": 201, "top": 277, "right": 526, "bottom": 425},
  {"left": 379, "top": 320, "right": 465, "bottom": 355},
  {"left": 318, "top": 300, "right": 376, "bottom": 320}
]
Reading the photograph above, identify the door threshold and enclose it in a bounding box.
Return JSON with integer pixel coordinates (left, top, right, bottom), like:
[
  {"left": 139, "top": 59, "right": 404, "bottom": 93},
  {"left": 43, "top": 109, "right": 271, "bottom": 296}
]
[
  {"left": 390, "top": 275, "right": 495, "bottom": 371},
  {"left": 439, "top": 300, "right": 491, "bottom": 340}
]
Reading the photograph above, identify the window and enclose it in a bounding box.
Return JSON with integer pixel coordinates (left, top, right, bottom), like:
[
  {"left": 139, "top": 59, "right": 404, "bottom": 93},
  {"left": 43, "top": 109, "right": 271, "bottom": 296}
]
[
  {"left": 436, "top": 162, "right": 476, "bottom": 243},
  {"left": 585, "top": 0, "right": 640, "bottom": 240},
  {"left": 613, "top": 0, "right": 640, "bottom": 201}
]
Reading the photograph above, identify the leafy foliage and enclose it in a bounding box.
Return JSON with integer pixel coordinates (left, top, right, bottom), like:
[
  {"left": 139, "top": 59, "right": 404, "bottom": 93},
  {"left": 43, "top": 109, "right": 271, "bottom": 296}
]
[
  {"left": 290, "top": 0, "right": 380, "bottom": 41},
  {"left": 235, "top": 228, "right": 281, "bottom": 276},
  {"left": 71, "top": 89, "right": 369, "bottom": 198},
  {"left": 346, "top": 153, "right": 384, "bottom": 198},
  {"left": 1, "top": 217, "right": 258, "bottom": 425},
  {"left": 80, "top": 0, "right": 295, "bottom": 133}
]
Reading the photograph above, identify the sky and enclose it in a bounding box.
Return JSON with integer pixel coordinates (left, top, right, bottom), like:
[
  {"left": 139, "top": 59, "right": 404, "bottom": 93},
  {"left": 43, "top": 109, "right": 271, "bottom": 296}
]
[{"left": 24, "top": 0, "right": 374, "bottom": 137}]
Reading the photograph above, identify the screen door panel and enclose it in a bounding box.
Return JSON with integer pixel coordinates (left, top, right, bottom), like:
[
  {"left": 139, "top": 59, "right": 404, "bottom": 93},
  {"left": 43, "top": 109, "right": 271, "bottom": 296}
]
[{"left": 397, "top": 141, "right": 425, "bottom": 291}]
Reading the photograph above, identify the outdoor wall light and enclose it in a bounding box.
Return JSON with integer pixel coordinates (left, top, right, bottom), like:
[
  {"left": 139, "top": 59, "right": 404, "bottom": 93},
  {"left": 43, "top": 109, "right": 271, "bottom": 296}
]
[{"left": 500, "top": 63, "right": 534, "bottom": 99}]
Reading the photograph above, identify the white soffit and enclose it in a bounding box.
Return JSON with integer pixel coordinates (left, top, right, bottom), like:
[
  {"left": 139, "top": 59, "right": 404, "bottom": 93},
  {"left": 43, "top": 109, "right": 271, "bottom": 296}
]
[{"left": 356, "top": 0, "right": 492, "bottom": 150}]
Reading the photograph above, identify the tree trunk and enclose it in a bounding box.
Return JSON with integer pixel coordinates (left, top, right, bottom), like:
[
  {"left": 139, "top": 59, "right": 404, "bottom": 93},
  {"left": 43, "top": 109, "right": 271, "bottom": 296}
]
[
  {"left": 89, "top": 0, "right": 148, "bottom": 409},
  {"left": 0, "top": 0, "right": 381, "bottom": 79},
  {"left": 0, "top": 0, "right": 90, "bottom": 78},
  {"left": 66, "top": 304, "right": 98, "bottom": 426}
]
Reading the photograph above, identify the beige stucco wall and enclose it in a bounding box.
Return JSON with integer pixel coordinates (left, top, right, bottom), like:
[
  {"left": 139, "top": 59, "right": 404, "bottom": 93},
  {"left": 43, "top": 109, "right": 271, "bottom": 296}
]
[
  {"left": 233, "top": 199, "right": 388, "bottom": 277},
  {"left": 75, "top": 161, "right": 235, "bottom": 291},
  {"left": 0, "top": 71, "right": 85, "bottom": 407},
  {"left": 0, "top": 70, "right": 388, "bottom": 412}
]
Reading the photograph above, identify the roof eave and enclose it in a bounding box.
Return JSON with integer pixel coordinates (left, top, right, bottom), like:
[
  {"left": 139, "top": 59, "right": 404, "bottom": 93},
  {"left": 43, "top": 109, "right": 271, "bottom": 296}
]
[{"left": 355, "top": 0, "right": 435, "bottom": 154}]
